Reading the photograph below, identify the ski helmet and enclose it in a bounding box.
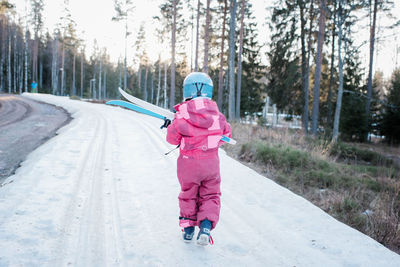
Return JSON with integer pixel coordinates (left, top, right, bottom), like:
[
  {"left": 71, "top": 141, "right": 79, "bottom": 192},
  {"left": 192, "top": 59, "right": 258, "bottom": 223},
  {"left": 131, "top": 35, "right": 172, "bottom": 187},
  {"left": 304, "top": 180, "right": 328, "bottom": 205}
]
[{"left": 183, "top": 72, "right": 213, "bottom": 99}]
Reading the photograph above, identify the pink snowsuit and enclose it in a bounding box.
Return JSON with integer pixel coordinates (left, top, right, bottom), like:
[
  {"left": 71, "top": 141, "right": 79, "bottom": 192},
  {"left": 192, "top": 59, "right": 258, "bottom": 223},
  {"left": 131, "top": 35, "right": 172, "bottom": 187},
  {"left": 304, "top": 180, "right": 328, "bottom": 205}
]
[{"left": 166, "top": 97, "right": 231, "bottom": 230}]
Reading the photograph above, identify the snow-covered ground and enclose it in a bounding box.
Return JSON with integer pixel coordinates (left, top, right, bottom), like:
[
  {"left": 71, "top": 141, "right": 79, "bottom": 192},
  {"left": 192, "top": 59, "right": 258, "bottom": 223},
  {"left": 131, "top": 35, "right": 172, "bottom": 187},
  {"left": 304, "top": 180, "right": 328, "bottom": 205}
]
[{"left": 0, "top": 93, "right": 399, "bottom": 266}]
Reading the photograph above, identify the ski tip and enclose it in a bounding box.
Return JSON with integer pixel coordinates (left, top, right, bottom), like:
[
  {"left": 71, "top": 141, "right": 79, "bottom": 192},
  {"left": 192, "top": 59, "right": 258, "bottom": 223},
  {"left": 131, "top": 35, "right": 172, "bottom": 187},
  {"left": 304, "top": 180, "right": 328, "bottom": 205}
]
[{"left": 221, "top": 135, "right": 236, "bottom": 145}]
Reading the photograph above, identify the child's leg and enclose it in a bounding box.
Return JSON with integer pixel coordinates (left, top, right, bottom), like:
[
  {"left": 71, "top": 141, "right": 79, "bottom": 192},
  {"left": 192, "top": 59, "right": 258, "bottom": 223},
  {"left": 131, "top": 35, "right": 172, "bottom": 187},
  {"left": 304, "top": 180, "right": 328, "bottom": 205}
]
[
  {"left": 178, "top": 181, "right": 199, "bottom": 227},
  {"left": 197, "top": 158, "right": 221, "bottom": 229},
  {"left": 177, "top": 156, "right": 200, "bottom": 228}
]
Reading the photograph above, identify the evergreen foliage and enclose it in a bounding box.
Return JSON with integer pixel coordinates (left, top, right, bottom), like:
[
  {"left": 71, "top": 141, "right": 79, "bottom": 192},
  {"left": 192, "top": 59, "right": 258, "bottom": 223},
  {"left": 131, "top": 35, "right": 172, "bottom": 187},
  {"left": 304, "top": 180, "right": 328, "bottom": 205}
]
[
  {"left": 266, "top": 0, "right": 302, "bottom": 114},
  {"left": 0, "top": 0, "right": 398, "bottom": 144},
  {"left": 339, "top": 50, "right": 367, "bottom": 141},
  {"left": 238, "top": 1, "right": 265, "bottom": 117},
  {"left": 381, "top": 69, "right": 400, "bottom": 144}
]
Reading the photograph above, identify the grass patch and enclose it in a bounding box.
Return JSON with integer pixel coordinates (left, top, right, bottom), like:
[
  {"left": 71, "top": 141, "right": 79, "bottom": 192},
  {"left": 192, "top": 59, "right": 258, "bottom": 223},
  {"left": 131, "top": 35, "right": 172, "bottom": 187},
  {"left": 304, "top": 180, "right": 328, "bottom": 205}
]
[
  {"left": 225, "top": 123, "right": 400, "bottom": 253},
  {"left": 69, "top": 95, "right": 81, "bottom": 100},
  {"left": 329, "top": 141, "right": 394, "bottom": 167}
]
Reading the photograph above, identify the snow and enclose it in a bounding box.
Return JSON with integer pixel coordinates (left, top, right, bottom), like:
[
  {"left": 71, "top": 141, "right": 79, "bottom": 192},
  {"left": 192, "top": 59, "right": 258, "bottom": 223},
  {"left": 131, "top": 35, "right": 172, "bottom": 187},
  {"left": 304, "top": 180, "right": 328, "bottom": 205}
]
[{"left": 1, "top": 93, "right": 399, "bottom": 266}]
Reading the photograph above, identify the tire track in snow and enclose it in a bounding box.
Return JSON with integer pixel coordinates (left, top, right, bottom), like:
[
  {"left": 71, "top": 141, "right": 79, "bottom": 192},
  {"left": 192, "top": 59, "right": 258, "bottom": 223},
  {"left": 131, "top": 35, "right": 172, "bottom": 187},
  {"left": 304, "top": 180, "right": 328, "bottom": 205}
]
[
  {"left": 115, "top": 111, "right": 181, "bottom": 264},
  {"left": 74, "top": 112, "right": 108, "bottom": 266},
  {"left": 0, "top": 96, "right": 31, "bottom": 127},
  {"left": 101, "top": 111, "right": 126, "bottom": 266},
  {"left": 53, "top": 111, "right": 104, "bottom": 265},
  {"left": 54, "top": 106, "right": 124, "bottom": 266}
]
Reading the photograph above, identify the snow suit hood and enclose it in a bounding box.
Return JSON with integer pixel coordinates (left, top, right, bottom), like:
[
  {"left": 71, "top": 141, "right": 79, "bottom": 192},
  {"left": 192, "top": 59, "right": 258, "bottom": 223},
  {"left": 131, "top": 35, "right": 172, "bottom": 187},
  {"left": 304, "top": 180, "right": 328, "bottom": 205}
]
[
  {"left": 174, "top": 98, "right": 219, "bottom": 129},
  {"left": 167, "top": 97, "right": 231, "bottom": 158}
]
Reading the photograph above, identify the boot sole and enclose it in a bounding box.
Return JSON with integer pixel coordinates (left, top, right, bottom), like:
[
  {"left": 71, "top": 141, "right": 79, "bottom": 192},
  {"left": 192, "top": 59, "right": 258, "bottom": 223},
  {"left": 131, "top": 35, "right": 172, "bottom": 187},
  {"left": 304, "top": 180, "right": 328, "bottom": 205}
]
[{"left": 197, "top": 234, "right": 209, "bottom": 246}]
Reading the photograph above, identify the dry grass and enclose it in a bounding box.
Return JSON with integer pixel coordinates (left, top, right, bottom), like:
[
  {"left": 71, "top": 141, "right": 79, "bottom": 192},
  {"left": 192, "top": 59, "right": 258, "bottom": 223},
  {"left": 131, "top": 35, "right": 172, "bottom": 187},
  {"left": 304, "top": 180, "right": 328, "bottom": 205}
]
[{"left": 223, "top": 122, "right": 400, "bottom": 254}]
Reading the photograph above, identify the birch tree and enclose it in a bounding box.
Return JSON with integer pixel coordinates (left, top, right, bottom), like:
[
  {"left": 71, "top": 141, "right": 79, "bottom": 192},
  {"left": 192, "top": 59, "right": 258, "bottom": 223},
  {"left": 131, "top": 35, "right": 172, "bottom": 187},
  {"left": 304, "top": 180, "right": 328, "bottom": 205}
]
[
  {"left": 170, "top": 0, "right": 177, "bottom": 108},
  {"left": 217, "top": 0, "right": 228, "bottom": 109},
  {"left": 112, "top": 0, "right": 134, "bottom": 90},
  {"left": 235, "top": 0, "right": 245, "bottom": 119},
  {"left": 195, "top": 0, "right": 201, "bottom": 71},
  {"left": 30, "top": 0, "right": 43, "bottom": 84},
  {"left": 228, "top": 0, "right": 237, "bottom": 120},
  {"left": 202, "top": 0, "right": 211, "bottom": 73},
  {"left": 332, "top": 0, "right": 345, "bottom": 141}
]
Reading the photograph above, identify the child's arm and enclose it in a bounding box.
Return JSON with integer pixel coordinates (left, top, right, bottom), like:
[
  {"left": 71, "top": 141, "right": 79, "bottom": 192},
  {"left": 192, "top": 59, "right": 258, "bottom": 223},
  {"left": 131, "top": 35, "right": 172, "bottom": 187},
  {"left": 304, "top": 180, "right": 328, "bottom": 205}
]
[
  {"left": 223, "top": 122, "right": 232, "bottom": 138},
  {"left": 166, "top": 119, "right": 182, "bottom": 145}
]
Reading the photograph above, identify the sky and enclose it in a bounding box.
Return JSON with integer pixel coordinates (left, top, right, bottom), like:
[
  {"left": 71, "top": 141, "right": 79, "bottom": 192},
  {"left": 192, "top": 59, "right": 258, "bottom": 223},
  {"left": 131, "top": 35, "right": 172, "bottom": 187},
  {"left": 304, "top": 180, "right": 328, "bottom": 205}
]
[{"left": 9, "top": 0, "right": 400, "bottom": 79}]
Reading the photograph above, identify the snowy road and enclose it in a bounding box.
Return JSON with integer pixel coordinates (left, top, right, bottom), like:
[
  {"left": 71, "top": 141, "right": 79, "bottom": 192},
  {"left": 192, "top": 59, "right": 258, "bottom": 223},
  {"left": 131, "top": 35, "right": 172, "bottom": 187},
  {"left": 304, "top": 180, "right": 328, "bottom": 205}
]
[
  {"left": 0, "top": 93, "right": 399, "bottom": 266},
  {"left": 0, "top": 94, "right": 70, "bottom": 182}
]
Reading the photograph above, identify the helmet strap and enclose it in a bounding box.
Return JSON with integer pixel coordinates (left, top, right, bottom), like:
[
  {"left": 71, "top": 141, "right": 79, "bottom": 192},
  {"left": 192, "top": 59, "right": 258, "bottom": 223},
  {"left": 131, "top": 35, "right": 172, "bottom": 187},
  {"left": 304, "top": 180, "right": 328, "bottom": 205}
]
[{"left": 194, "top": 83, "right": 204, "bottom": 97}]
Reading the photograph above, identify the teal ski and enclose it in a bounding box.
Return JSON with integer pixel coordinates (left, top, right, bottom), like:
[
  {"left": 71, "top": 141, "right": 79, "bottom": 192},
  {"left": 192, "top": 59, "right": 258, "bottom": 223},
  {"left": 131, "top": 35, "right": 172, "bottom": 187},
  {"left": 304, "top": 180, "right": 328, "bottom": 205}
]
[{"left": 106, "top": 96, "right": 236, "bottom": 145}]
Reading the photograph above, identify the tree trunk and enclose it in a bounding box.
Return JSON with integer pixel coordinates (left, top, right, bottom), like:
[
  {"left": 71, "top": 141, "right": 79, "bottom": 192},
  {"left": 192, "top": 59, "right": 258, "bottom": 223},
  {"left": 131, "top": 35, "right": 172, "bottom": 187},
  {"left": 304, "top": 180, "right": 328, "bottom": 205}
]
[
  {"left": 104, "top": 68, "right": 107, "bottom": 99},
  {"left": 235, "top": 0, "right": 245, "bottom": 119},
  {"left": 365, "top": 0, "right": 378, "bottom": 141},
  {"left": 61, "top": 41, "right": 65, "bottom": 95},
  {"left": 217, "top": 0, "right": 228, "bottom": 109},
  {"left": 52, "top": 37, "right": 58, "bottom": 95},
  {"left": 80, "top": 51, "right": 84, "bottom": 98},
  {"left": 311, "top": 0, "right": 326, "bottom": 135},
  {"left": 7, "top": 25, "right": 11, "bottom": 93},
  {"left": 0, "top": 19, "right": 3, "bottom": 92},
  {"left": 170, "top": 0, "right": 177, "bottom": 109},
  {"left": 72, "top": 51, "right": 76, "bottom": 96},
  {"left": 118, "top": 65, "right": 121, "bottom": 97},
  {"left": 164, "top": 62, "right": 167, "bottom": 108},
  {"left": 13, "top": 23, "right": 17, "bottom": 93},
  {"left": 203, "top": 0, "right": 211, "bottom": 73},
  {"left": 195, "top": 0, "right": 200, "bottom": 71},
  {"left": 228, "top": 0, "right": 237, "bottom": 120},
  {"left": 151, "top": 70, "right": 154, "bottom": 103},
  {"left": 156, "top": 59, "right": 161, "bottom": 106},
  {"left": 327, "top": 1, "right": 337, "bottom": 128},
  {"left": 124, "top": 20, "right": 128, "bottom": 90},
  {"left": 19, "top": 51, "right": 23, "bottom": 94},
  {"left": 332, "top": 0, "right": 344, "bottom": 141},
  {"left": 144, "top": 65, "right": 149, "bottom": 101},
  {"left": 24, "top": 28, "right": 28, "bottom": 93},
  {"left": 39, "top": 57, "right": 42, "bottom": 90},
  {"left": 138, "top": 65, "right": 141, "bottom": 92},
  {"left": 99, "top": 59, "right": 102, "bottom": 99},
  {"left": 299, "top": 0, "right": 309, "bottom": 133}
]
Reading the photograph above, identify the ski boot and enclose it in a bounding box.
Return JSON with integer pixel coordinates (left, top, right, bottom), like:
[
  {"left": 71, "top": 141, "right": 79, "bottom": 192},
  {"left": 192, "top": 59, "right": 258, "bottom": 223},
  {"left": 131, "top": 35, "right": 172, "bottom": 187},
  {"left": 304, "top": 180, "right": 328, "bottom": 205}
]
[
  {"left": 182, "top": 226, "right": 195, "bottom": 242},
  {"left": 197, "top": 219, "right": 213, "bottom": 246}
]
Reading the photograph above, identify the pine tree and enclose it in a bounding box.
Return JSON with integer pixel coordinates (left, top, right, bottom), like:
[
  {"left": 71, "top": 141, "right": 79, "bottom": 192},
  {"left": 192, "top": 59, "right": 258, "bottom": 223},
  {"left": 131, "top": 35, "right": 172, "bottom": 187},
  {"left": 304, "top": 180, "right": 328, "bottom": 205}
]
[
  {"left": 339, "top": 47, "right": 367, "bottom": 141},
  {"left": 381, "top": 68, "right": 400, "bottom": 144},
  {"left": 237, "top": 1, "right": 264, "bottom": 117},
  {"left": 30, "top": 0, "right": 44, "bottom": 85},
  {"left": 311, "top": 0, "right": 327, "bottom": 135},
  {"left": 267, "top": 0, "right": 301, "bottom": 114}
]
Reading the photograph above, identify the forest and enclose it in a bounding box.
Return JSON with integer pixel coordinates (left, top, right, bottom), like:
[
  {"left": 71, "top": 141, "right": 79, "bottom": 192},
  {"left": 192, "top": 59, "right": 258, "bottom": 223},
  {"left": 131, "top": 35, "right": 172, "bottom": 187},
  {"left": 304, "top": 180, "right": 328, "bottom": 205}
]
[{"left": 0, "top": 0, "right": 399, "bottom": 144}]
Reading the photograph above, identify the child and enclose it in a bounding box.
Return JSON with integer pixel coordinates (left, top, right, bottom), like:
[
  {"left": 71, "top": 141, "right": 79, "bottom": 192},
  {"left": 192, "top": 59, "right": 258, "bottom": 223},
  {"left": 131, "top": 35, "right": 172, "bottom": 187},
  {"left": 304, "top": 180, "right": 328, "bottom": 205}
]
[{"left": 166, "top": 72, "right": 231, "bottom": 246}]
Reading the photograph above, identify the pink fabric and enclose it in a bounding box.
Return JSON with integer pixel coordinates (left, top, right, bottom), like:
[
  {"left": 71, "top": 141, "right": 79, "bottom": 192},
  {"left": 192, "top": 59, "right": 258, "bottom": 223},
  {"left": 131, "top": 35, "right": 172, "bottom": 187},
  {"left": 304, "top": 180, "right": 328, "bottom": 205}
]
[
  {"left": 179, "top": 219, "right": 197, "bottom": 228},
  {"left": 177, "top": 155, "right": 221, "bottom": 229},
  {"left": 166, "top": 98, "right": 231, "bottom": 157},
  {"left": 166, "top": 98, "right": 231, "bottom": 229}
]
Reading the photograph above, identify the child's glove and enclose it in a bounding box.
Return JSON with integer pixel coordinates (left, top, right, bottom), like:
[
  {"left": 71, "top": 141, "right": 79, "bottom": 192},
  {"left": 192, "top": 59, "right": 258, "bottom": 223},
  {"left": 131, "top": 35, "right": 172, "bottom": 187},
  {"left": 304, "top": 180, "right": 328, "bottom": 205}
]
[{"left": 161, "top": 119, "right": 172, "bottom": 129}]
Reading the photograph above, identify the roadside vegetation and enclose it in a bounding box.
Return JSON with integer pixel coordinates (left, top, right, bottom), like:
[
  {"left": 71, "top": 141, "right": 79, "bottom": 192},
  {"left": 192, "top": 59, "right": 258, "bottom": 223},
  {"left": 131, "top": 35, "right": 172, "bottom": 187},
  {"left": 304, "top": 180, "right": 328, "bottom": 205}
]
[{"left": 224, "top": 123, "right": 400, "bottom": 253}]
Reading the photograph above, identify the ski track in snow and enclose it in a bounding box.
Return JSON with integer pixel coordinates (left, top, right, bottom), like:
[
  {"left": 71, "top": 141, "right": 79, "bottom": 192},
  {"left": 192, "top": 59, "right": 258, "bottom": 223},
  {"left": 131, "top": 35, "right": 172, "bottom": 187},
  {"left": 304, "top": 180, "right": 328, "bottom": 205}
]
[{"left": 0, "top": 93, "right": 399, "bottom": 267}]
